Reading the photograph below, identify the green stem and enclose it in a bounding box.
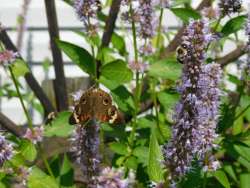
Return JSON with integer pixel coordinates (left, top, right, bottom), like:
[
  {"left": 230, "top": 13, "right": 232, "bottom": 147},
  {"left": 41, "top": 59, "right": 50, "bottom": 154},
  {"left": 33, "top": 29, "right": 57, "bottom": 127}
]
[
  {"left": 206, "top": 16, "right": 222, "bottom": 51},
  {"left": 156, "top": 8, "right": 164, "bottom": 49},
  {"left": 203, "top": 171, "right": 207, "bottom": 188},
  {"left": 8, "top": 66, "right": 33, "bottom": 129},
  {"left": 128, "top": 2, "right": 141, "bottom": 147},
  {"left": 234, "top": 103, "right": 250, "bottom": 121},
  {"left": 40, "top": 145, "right": 55, "bottom": 179}
]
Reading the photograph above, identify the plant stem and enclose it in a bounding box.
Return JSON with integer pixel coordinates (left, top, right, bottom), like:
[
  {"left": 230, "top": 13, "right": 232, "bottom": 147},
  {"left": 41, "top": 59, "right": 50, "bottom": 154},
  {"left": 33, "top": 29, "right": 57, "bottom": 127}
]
[
  {"left": 203, "top": 171, "right": 207, "bottom": 188},
  {"left": 129, "top": 2, "right": 141, "bottom": 147},
  {"left": 153, "top": 8, "right": 164, "bottom": 128},
  {"left": 206, "top": 16, "right": 222, "bottom": 51},
  {"left": 156, "top": 8, "right": 164, "bottom": 49},
  {"left": 234, "top": 103, "right": 250, "bottom": 121},
  {"left": 39, "top": 144, "right": 55, "bottom": 179},
  {"left": 8, "top": 66, "right": 33, "bottom": 129}
]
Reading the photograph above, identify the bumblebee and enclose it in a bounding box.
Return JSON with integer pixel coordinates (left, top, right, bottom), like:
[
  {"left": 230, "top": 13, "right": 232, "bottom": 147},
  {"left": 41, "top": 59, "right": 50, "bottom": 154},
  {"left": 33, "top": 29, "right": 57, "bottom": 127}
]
[{"left": 176, "top": 41, "right": 191, "bottom": 64}]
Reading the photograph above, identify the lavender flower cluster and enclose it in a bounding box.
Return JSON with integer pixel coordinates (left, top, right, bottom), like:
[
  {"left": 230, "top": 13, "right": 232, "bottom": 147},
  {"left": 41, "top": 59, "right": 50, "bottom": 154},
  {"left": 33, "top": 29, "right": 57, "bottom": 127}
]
[
  {"left": 23, "top": 126, "right": 44, "bottom": 144},
  {"left": 0, "top": 135, "right": 13, "bottom": 167},
  {"left": 163, "top": 19, "right": 221, "bottom": 179},
  {"left": 97, "top": 167, "right": 130, "bottom": 188},
  {"left": 244, "top": 7, "right": 250, "bottom": 86},
  {"left": 0, "top": 50, "right": 18, "bottom": 67},
  {"left": 71, "top": 119, "right": 101, "bottom": 187},
  {"left": 74, "top": 0, "right": 101, "bottom": 35},
  {"left": 246, "top": 9, "right": 250, "bottom": 54},
  {"left": 219, "top": 0, "right": 242, "bottom": 15},
  {"left": 137, "top": 0, "right": 157, "bottom": 40},
  {"left": 121, "top": 0, "right": 170, "bottom": 56}
]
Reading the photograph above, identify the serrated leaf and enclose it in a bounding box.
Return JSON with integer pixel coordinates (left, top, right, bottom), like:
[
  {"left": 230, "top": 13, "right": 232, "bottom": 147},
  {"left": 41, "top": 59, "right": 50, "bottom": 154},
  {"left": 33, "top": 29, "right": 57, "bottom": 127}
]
[
  {"left": 20, "top": 140, "right": 37, "bottom": 162},
  {"left": 149, "top": 58, "right": 182, "bottom": 80},
  {"left": 221, "top": 15, "right": 247, "bottom": 37},
  {"left": 213, "top": 170, "right": 231, "bottom": 188},
  {"left": 27, "top": 167, "right": 59, "bottom": 188},
  {"left": 56, "top": 40, "right": 95, "bottom": 76},
  {"left": 109, "top": 142, "right": 127, "bottom": 155},
  {"left": 171, "top": 8, "right": 201, "bottom": 23},
  {"left": 11, "top": 59, "right": 29, "bottom": 77},
  {"left": 148, "top": 129, "right": 164, "bottom": 182},
  {"left": 100, "top": 60, "right": 133, "bottom": 89},
  {"left": 44, "top": 111, "right": 74, "bottom": 137}
]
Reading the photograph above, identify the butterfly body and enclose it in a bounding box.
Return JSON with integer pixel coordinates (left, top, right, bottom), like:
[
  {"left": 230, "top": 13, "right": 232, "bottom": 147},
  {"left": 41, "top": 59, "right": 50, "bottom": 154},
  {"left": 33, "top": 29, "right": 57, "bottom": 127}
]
[{"left": 69, "top": 88, "right": 121, "bottom": 125}]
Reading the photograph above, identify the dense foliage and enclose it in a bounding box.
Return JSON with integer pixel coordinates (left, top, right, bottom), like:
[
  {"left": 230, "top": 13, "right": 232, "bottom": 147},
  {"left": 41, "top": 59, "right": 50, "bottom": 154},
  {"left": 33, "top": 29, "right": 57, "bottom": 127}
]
[{"left": 0, "top": 0, "right": 250, "bottom": 187}]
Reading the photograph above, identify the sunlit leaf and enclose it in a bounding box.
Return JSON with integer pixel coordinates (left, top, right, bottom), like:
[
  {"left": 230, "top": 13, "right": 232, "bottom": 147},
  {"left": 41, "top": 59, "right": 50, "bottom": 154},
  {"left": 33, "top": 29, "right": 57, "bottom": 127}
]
[
  {"left": 148, "top": 129, "right": 164, "bottom": 182},
  {"left": 171, "top": 8, "right": 201, "bottom": 23},
  {"left": 20, "top": 140, "right": 37, "bottom": 162},
  {"left": 100, "top": 60, "right": 133, "bottom": 89},
  {"left": 149, "top": 58, "right": 182, "bottom": 81},
  {"left": 28, "top": 167, "right": 59, "bottom": 188},
  {"left": 56, "top": 40, "right": 95, "bottom": 76},
  {"left": 109, "top": 142, "right": 128, "bottom": 155},
  {"left": 221, "top": 15, "right": 247, "bottom": 37},
  {"left": 213, "top": 170, "right": 231, "bottom": 188},
  {"left": 240, "top": 174, "right": 250, "bottom": 188},
  {"left": 11, "top": 59, "right": 29, "bottom": 77}
]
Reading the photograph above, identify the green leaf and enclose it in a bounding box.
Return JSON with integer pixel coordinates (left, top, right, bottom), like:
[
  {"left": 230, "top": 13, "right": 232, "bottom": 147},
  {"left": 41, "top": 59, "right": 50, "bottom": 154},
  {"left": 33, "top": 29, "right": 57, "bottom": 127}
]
[
  {"left": 56, "top": 40, "right": 95, "bottom": 76},
  {"left": 100, "top": 60, "right": 133, "bottom": 89},
  {"left": 111, "top": 86, "right": 135, "bottom": 114},
  {"left": 74, "top": 30, "right": 101, "bottom": 47},
  {"left": 111, "top": 33, "right": 127, "bottom": 55},
  {"left": 171, "top": 8, "right": 201, "bottom": 23},
  {"left": 109, "top": 142, "right": 128, "bottom": 155},
  {"left": 125, "top": 156, "right": 138, "bottom": 170},
  {"left": 20, "top": 140, "right": 37, "bottom": 162},
  {"left": 221, "top": 15, "right": 247, "bottom": 37},
  {"left": 234, "top": 144, "right": 250, "bottom": 162},
  {"left": 223, "top": 165, "right": 237, "bottom": 183},
  {"left": 28, "top": 167, "right": 59, "bottom": 188},
  {"left": 137, "top": 116, "right": 155, "bottom": 129},
  {"left": 60, "top": 154, "right": 74, "bottom": 187},
  {"left": 149, "top": 58, "right": 182, "bottom": 80},
  {"left": 240, "top": 174, "right": 250, "bottom": 188},
  {"left": 11, "top": 59, "right": 29, "bottom": 77},
  {"left": 158, "top": 92, "right": 179, "bottom": 110},
  {"left": 148, "top": 129, "right": 164, "bottom": 182},
  {"left": 133, "top": 146, "right": 149, "bottom": 166},
  {"left": 9, "top": 153, "right": 25, "bottom": 167},
  {"left": 44, "top": 111, "right": 74, "bottom": 137},
  {"left": 97, "top": 47, "right": 116, "bottom": 64},
  {"left": 213, "top": 170, "right": 231, "bottom": 188},
  {"left": 238, "top": 156, "right": 250, "bottom": 171}
]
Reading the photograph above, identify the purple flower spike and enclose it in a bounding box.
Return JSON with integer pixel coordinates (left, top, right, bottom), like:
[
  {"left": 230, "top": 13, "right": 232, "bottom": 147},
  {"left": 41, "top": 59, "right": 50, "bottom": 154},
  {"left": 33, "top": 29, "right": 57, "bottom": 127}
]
[
  {"left": 163, "top": 19, "right": 222, "bottom": 180},
  {"left": 71, "top": 119, "right": 101, "bottom": 187},
  {"left": 73, "top": 0, "right": 101, "bottom": 36},
  {"left": 97, "top": 167, "right": 129, "bottom": 188},
  {"left": 0, "top": 135, "right": 13, "bottom": 167}
]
